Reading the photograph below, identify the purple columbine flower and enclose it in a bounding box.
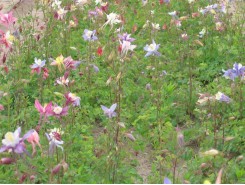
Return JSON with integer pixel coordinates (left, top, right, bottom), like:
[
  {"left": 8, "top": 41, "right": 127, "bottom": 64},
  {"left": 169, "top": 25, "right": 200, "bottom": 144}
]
[
  {"left": 144, "top": 40, "right": 161, "bottom": 57},
  {"left": 223, "top": 63, "right": 245, "bottom": 81},
  {"left": 233, "top": 63, "right": 245, "bottom": 77},
  {"left": 0, "top": 127, "right": 34, "bottom": 154},
  {"left": 215, "top": 92, "right": 231, "bottom": 103},
  {"left": 164, "top": 177, "right": 172, "bottom": 184},
  {"left": 101, "top": 103, "right": 117, "bottom": 118},
  {"left": 118, "top": 33, "right": 135, "bottom": 42},
  {"left": 223, "top": 69, "right": 237, "bottom": 81},
  {"left": 83, "top": 29, "right": 98, "bottom": 41}
]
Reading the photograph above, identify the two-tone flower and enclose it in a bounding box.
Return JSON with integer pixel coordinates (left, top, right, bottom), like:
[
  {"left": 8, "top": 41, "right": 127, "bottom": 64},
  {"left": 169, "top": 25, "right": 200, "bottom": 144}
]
[
  {"left": 45, "top": 128, "right": 64, "bottom": 155},
  {"left": 82, "top": 29, "right": 98, "bottom": 41},
  {"left": 31, "top": 58, "right": 46, "bottom": 74},
  {"left": 144, "top": 40, "right": 161, "bottom": 57},
  {"left": 0, "top": 127, "right": 34, "bottom": 154}
]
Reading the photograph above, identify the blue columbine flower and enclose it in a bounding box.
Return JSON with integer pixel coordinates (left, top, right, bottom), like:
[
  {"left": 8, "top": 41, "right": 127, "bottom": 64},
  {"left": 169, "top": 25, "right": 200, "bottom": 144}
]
[
  {"left": 144, "top": 40, "right": 161, "bottom": 57},
  {"left": 82, "top": 29, "right": 98, "bottom": 41}
]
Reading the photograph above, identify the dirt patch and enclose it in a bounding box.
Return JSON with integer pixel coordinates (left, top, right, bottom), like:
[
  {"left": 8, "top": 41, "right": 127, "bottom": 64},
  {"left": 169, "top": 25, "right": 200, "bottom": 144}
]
[{"left": 135, "top": 145, "right": 153, "bottom": 184}]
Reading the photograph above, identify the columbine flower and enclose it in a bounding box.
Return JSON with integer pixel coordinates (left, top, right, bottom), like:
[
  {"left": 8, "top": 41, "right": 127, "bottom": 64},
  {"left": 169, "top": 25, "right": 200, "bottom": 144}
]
[
  {"left": 95, "top": 0, "right": 103, "bottom": 5},
  {"left": 75, "top": 0, "right": 88, "bottom": 6},
  {"left": 0, "top": 11, "right": 17, "bottom": 28},
  {"left": 101, "top": 103, "right": 117, "bottom": 118},
  {"left": 164, "top": 177, "right": 172, "bottom": 184},
  {"left": 35, "top": 99, "right": 53, "bottom": 118},
  {"left": 55, "top": 7, "right": 68, "bottom": 20},
  {"left": 233, "top": 63, "right": 245, "bottom": 77},
  {"left": 0, "top": 127, "right": 34, "bottom": 154},
  {"left": 51, "top": 0, "right": 62, "bottom": 9},
  {"left": 45, "top": 128, "right": 64, "bottom": 155},
  {"left": 223, "top": 63, "right": 245, "bottom": 81},
  {"left": 199, "top": 28, "right": 206, "bottom": 38},
  {"left": 65, "top": 92, "right": 81, "bottom": 107},
  {"left": 168, "top": 11, "right": 178, "bottom": 18},
  {"left": 55, "top": 75, "right": 69, "bottom": 86},
  {"left": 102, "top": 12, "right": 121, "bottom": 29},
  {"left": 144, "top": 40, "right": 161, "bottom": 57},
  {"left": 181, "top": 33, "right": 188, "bottom": 40},
  {"left": 0, "top": 30, "right": 15, "bottom": 48},
  {"left": 196, "top": 93, "right": 214, "bottom": 106},
  {"left": 52, "top": 105, "right": 69, "bottom": 118},
  {"left": 120, "top": 40, "right": 136, "bottom": 56},
  {"left": 26, "top": 130, "right": 42, "bottom": 156},
  {"left": 31, "top": 58, "right": 46, "bottom": 74},
  {"left": 152, "top": 23, "right": 160, "bottom": 30},
  {"left": 50, "top": 55, "right": 64, "bottom": 72},
  {"left": 223, "top": 69, "right": 237, "bottom": 81},
  {"left": 215, "top": 92, "right": 231, "bottom": 103},
  {"left": 215, "top": 21, "right": 224, "bottom": 31},
  {"left": 118, "top": 33, "right": 135, "bottom": 42},
  {"left": 83, "top": 29, "right": 98, "bottom": 41},
  {"left": 63, "top": 56, "right": 81, "bottom": 70}
]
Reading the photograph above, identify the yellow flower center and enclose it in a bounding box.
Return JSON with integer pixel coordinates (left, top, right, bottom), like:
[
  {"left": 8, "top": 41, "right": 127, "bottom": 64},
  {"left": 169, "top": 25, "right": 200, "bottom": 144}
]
[{"left": 5, "top": 132, "right": 15, "bottom": 142}]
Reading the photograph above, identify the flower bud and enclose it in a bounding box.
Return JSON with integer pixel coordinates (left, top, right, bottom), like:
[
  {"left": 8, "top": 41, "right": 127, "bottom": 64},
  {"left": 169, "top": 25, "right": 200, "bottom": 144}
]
[
  {"left": 0, "top": 158, "right": 15, "bottom": 165},
  {"left": 51, "top": 164, "right": 62, "bottom": 175},
  {"left": 200, "top": 163, "right": 207, "bottom": 169},
  {"left": 236, "top": 155, "right": 243, "bottom": 162}
]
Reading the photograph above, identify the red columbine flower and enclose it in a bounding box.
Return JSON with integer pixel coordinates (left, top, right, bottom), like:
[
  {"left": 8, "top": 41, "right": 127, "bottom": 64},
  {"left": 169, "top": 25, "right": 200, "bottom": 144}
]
[{"left": 97, "top": 47, "right": 103, "bottom": 56}]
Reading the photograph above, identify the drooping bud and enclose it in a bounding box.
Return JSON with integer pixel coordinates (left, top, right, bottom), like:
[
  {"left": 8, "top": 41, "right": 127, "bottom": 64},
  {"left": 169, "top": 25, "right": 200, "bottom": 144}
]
[
  {"left": 125, "top": 133, "right": 136, "bottom": 141},
  {"left": 0, "top": 158, "right": 15, "bottom": 165},
  {"left": 51, "top": 164, "right": 62, "bottom": 175}
]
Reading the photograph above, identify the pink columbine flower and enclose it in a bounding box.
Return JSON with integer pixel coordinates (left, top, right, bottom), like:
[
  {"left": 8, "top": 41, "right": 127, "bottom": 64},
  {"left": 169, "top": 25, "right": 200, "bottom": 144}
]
[
  {"left": 52, "top": 105, "right": 69, "bottom": 118},
  {"left": 26, "top": 130, "right": 42, "bottom": 156},
  {"left": 0, "top": 11, "right": 17, "bottom": 28},
  {"left": 64, "top": 92, "right": 80, "bottom": 107},
  {"left": 54, "top": 7, "right": 68, "bottom": 20},
  {"left": 55, "top": 75, "right": 69, "bottom": 86},
  {"left": 63, "top": 56, "right": 81, "bottom": 70},
  {"left": 35, "top": 99, "right": 53, "bottom": 118},
  {"left": 0, "top": 30, "right": 15, "bottom": 48}
]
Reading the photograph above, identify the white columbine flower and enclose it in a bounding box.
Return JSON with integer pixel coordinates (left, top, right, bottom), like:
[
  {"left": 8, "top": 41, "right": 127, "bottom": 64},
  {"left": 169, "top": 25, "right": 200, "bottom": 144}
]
[
  {"left": 199, "top": 28, "right": 206, "bottom": 38},
  {"left": 52, "top": 0, "right": 62, "bottom": 9},
  {"left": 95, "top": 0, "right": 103, "bottom": 5},
  {"left": 152, "top": 23, "right": 160, "bottom": 30},
  {"left": 102, "top": 13, "right": 121, "bottom": 29}
]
